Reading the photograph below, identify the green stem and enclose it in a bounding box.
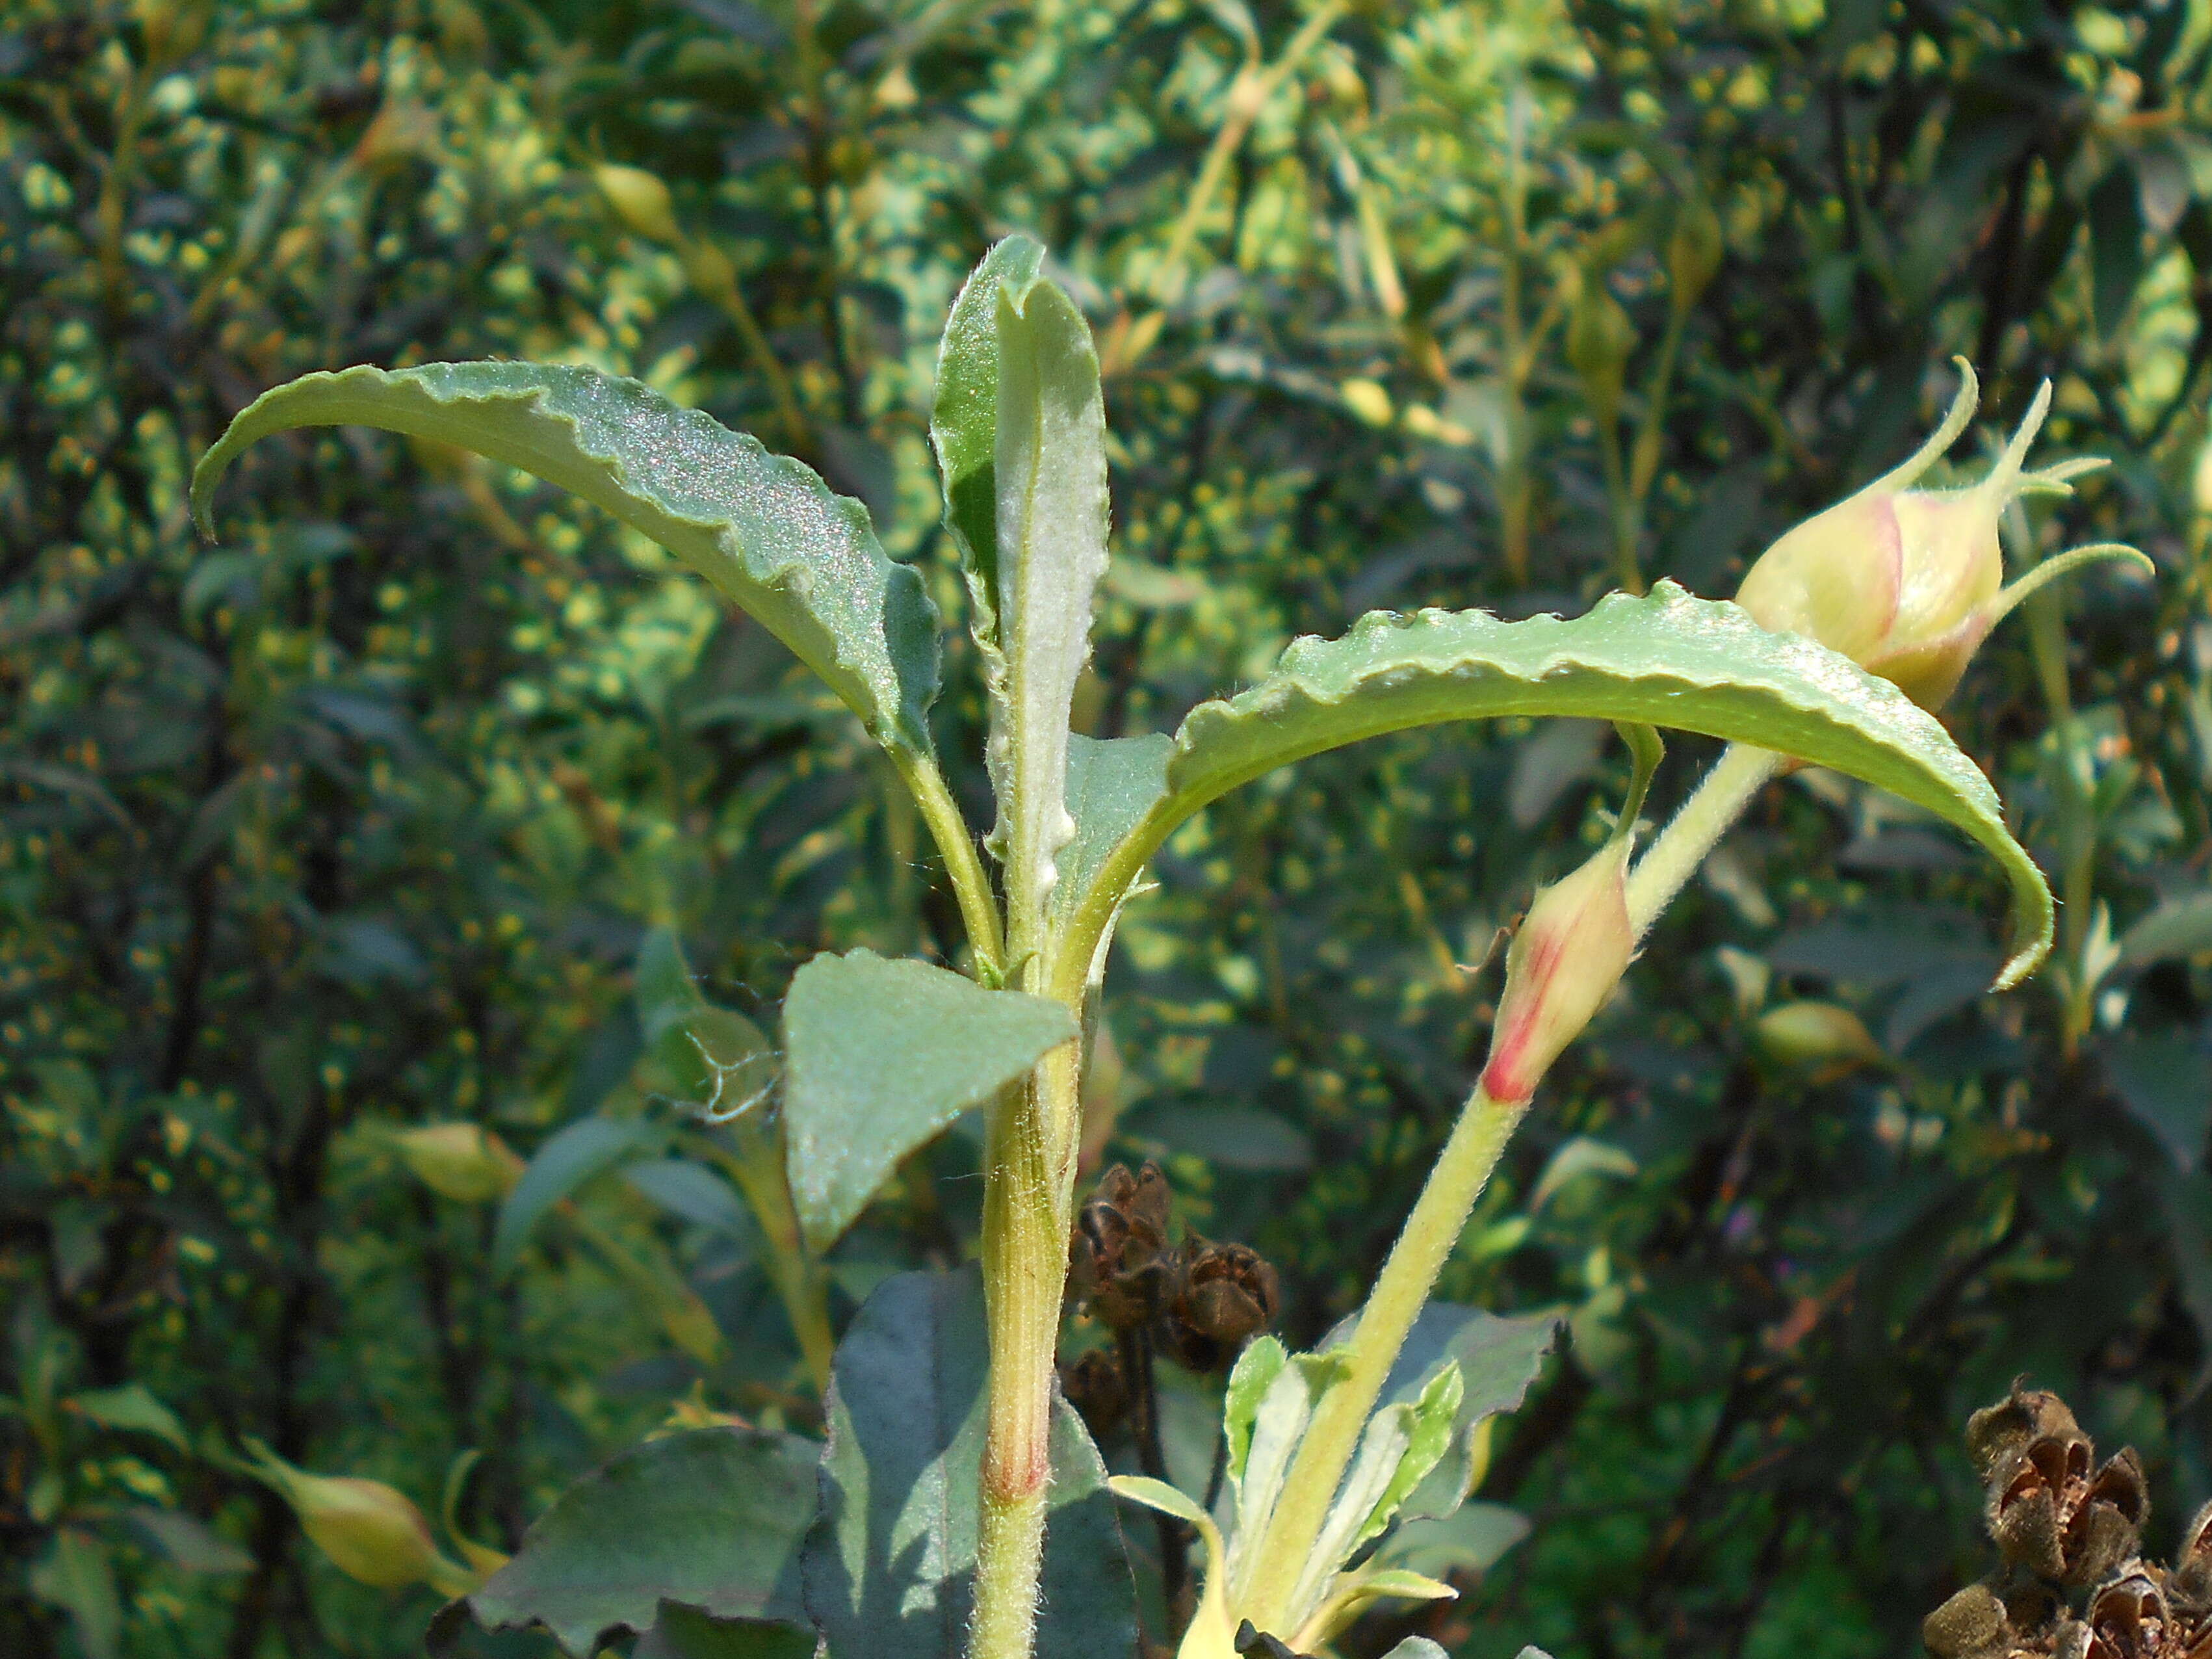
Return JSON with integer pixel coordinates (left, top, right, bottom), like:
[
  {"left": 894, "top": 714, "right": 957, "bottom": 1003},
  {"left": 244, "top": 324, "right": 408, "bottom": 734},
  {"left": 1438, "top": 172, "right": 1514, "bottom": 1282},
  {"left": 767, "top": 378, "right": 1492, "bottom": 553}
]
[
  {"left": 1626, "top": 302, "right": 1688, "bottom": 526},
  {"left": 1595, "top": 413, "right": 1639, "bottom": 595},
  {"left": 1238, "top": 1084, "right": 1531, "bottom": 1633},
  {"left": 896, "top": 751, "right": 1006, "bottom": 980},
  {"left": 969, "top": 1041, "right": 1083, "bottom": 1659},
  {"left": 1624, "top": 742, "right": 1782, "bottom": 936},
  {"left": 691, "top": 1128, "right": 837, "bottom": 1392}
]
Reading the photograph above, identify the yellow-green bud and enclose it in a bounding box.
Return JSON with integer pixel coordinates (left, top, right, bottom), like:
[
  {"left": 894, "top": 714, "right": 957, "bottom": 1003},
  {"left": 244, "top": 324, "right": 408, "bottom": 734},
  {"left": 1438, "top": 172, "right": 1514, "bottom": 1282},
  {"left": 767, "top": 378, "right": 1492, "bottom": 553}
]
[
  {"left": 1752, "top": 1000, "right": 1881, "bottom": 1072},
  {"left": 1482, "top": 838, "right": 1635, "bottom": 1104},
  {"left": 1667, "top": 192, "right": 1724, "bottom": 308},
  {"left": 243, "top": 1442, "right": 462, "bottom": 1592},
  {"left": 1736, "top": 365, "right": 2148, "bottom": 711},
  {"left": 1567, "top": 276, "right": 1636, "bottom": 428},
  {"left": 593, "top": 164, "right": 681, "bottom": 245},
  {"left": 393, "top": 1123, "right": 522, "bottom": 1203}
]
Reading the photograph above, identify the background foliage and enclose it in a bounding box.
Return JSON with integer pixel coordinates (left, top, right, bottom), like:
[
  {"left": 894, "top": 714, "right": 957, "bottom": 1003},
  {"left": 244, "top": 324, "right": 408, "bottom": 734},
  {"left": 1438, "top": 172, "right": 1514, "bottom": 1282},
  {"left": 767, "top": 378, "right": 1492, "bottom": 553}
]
[{"left": 4, "top": 0, "right": 2211, "bottom": 1655}]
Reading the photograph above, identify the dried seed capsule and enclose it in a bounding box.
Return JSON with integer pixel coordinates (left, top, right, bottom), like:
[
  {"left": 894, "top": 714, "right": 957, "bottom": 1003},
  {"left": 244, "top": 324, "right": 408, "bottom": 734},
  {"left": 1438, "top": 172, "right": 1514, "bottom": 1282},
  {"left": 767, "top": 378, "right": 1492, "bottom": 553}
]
[
  {"left": 1162, "top": 1240, "right": 1281, "bottom": 1372},
  {"left": 1968, "top": 1387, "right": 2083, "bottom": 1483},
  {"left": 1070, "top": 1162, "right": 1174, "bottom": 1331},
  {"left": 1924, "top": 1583, "right": 2011, "bottom": 1659},
  {"left": 1060, "top": 1349, "right": 1128, "bottom": 1440},
  {"left": 2170, "top": 1500, "right": 2212, "bottom": 1613},
  {"left": 2085, "top": 1571, "right": 2174, "bottom": 1659}
]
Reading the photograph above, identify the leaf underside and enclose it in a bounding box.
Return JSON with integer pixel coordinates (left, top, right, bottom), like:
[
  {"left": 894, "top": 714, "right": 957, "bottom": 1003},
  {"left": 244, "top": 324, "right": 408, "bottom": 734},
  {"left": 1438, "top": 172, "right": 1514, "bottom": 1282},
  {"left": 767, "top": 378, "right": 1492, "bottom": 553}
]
[
  {"left": 1077, "top": 582, "right": 2054, "bottom": 987},
  {"left": 190, "top": 361, "right": 940, "bottom": 759},
  {"left": 467, "top": 1426, "right": 816, "bottom": 1657},
  {"left": 801, "top": 1267, "right": 1136, "bottom": 1659}
]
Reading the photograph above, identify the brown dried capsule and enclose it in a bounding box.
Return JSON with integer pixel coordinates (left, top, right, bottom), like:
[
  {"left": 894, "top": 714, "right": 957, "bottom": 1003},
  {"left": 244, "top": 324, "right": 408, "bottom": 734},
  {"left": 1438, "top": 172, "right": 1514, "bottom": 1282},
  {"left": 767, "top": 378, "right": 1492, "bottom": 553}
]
[
  {"left": 2170, "top": 1501, "right": 2212, "bottom": 1616},
  {"left": 1160, "top": 1239, "right": 1280, "bottom": 1372},
  {"left": 1969, "top": 1387, "right": 2085, "bottom": 1484},
  {"left": 1059, "top": 1349, "right": 1128, "bottom": 1441},
  {"left": 1988, "top": 1433, "right": 2146, "bottom": 1587},
  {"left": 2085, "top": 1571, "right": 2181, "bottom": 1659},
  {"left": 1070, "top": 1162, "right": 1174, "bottom": 1331},
  {"left": 1925, "top": 1583, "right": 2012, "bottom": 1659}
]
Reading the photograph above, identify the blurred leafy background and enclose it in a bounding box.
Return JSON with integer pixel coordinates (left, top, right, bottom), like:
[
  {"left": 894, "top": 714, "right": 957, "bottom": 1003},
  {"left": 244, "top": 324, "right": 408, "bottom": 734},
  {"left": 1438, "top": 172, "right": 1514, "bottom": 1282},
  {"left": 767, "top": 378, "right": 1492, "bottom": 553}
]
[{"left": 4, "top": 0, "right": 2212, "bottom": 1655}]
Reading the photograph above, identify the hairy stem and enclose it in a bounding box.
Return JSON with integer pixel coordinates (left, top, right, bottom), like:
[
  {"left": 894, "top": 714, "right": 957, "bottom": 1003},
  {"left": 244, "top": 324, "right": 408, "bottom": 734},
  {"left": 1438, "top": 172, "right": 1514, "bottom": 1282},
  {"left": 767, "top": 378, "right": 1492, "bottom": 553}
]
[
  {"left": 970, "top": 1041, "right": 1082, "bottom": 1659},
  {"left": 1624, "top": 742, "right": 1782, "bottom": 936},
  {"left": 1240, "top": 1084, "right": 1531, "bottom": 1632},
  {"left": 898, "top": 752, "right": 1006, "bottom": 980}
]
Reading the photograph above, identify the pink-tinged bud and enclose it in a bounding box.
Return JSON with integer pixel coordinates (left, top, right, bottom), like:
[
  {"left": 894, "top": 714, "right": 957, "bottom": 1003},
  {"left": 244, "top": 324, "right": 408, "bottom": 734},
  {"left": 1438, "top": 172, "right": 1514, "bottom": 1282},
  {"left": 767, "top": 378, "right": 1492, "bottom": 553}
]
[
  {"left": 1736, "top": 365, "right": 2147, "bottom": 711},
  {"left": 243, "top": 1441, "right": 462, "bottom": 1591},
  {"left": 393, "top": 1122, "right": 523, "bottom": 1203},
  {"left": 1481, "top": 838, "right": 1635, "bottom": 1105}
]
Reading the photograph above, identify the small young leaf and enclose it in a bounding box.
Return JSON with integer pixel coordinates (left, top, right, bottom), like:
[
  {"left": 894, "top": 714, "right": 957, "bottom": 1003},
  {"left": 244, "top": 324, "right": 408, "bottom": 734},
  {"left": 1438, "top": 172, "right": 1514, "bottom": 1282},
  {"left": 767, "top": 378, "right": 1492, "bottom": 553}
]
[
  {"left": 64, "top": 1382, "right": 188, "bottom": 1451},
  {"left": 467, "top": 1427, "right": 816, "bottom": 1657},
  {"left": 801, "top": 1267, "right": 1135, "bottom": 1659},
  {"left": 1061, "top": 583, "right": 2055, "bottom": 991},
  {"left": 782, "top": 951, "right": 1077, "bottom": 1252},
  {"left": 191, "top": 362, "right": 941, "bottom": 759},
  {"left": 493, "top": 1116, "right": 664, "bottom": 1271},
  {"left": 1320, "top": 1303, "right": 1560, "bottom": 1523}
]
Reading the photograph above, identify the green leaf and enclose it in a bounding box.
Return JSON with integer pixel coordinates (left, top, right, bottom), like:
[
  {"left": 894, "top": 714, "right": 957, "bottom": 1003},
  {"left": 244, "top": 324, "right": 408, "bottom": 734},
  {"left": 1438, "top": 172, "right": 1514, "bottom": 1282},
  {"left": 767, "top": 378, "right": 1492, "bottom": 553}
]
[
  {"left": 983, "top": 266, "right": 1113, "bottom": 960},
  {"left": 1062, "top": 583, "right": 2055, "bottom": 990},
  {"left": 1380, "top": 1502, "right": 1531, "bottom": 1578},
  {"left": 493, "top": 1114, "right": 664, "bottom": 1271},
  {"left": 624, "top": 1160, "right": 752, "bottom": 1237},
  {"left": 467, "top": 1427, "right": 816, "bottom": 1657},
  {"left": 64, "top": 1382, "right": 187, "bottom": 1451},
  {"left": 931, "top": 235, "right": 1047, "bottom": 593},
  {"left": 801, "top": 1267, "right": 1135, "bottom": 1659},
  {"left": 635, "top": 926, "right": 777, "bottom": 1121},
  {"left": 1381, "top": 1641, "right": 1451, "bottom": 1659},
  {"left": 190, "top": 361, "right": 941, "bottom": 758},
  {"left": 2103, "top": 1032, "right": 2212, "bottom": 1173},
  {"left": 1053, "top": 734, "right": 1173, "bottom": 939},
  {"left": 782, "top": 950, "right": 1077, "bottom": 1252},
  {"left": 127, "top": 1508, "right": 257, "bottom": 1574},
  {"left": 636, "top": 1602, "right": 813, "bottom": 1659},
  {"left": 2116, "top": 890, "right": 2212, "bottom": 975},
  {"left": 31, "top": 1528, "right": 120, "bottom": 1659},
  {"left": 1322, "top": 1303, "right": 1560, "bottom": 1523}
]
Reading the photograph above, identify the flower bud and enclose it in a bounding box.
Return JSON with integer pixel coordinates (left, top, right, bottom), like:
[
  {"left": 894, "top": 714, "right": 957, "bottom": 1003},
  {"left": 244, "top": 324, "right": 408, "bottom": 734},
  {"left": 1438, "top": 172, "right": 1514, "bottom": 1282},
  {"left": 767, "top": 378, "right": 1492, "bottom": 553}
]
[
  {"left": 393, "top": 1123, "right": 523, "bottom": 1203},
  {"left": 1667, "top": 192, "right": 1724, "bottom": 309},
  {"left": 593, "top": 163, "right": 681, "bottom": 245},
  {"left": 1481, "top": 837, "right": 1635, "bottom": 1105},
  {"left": 1752, "top": 1000, "right": 1882, "bottom": 1073},
  {"left": 1567, "top": 275, "right": 1636, "bottom": 427},
  {"left": 1736, "top": 366, "right": 2148, "bottom": 712},
  {"left": 243, "top": 1441, "right": 462, "bottom": 1591}
]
